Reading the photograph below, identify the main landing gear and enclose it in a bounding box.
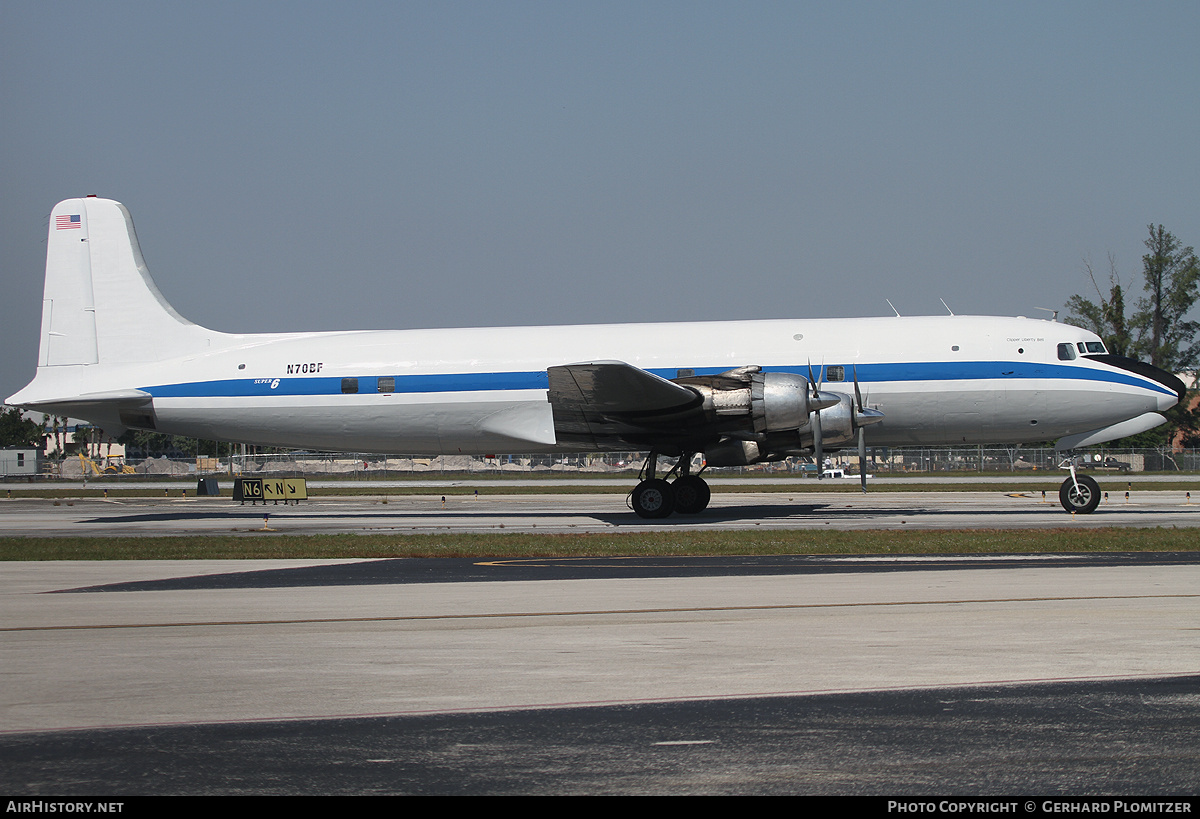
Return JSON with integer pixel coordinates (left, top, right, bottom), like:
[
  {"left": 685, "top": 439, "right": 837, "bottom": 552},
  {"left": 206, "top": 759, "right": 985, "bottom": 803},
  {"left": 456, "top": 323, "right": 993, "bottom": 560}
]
[{"left": 630, "top": 452, "right": 711, "bottom": 518}]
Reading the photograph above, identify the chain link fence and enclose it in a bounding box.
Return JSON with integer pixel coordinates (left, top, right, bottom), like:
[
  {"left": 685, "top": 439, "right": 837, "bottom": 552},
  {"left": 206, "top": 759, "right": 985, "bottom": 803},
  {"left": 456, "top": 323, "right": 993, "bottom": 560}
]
[{"left": 27, "top": 446, "right": 1200, "bottom": 480}]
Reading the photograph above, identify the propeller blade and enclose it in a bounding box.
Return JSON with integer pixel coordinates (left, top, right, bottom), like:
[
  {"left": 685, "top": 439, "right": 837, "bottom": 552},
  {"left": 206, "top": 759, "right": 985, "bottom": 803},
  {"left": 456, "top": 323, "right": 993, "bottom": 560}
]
[
  {"left": 854, "top": 365, "right": 871, "bottom": 491},
  {"left": 851, "top": 365, "right": 885, "bottom": 428},
  {"left": 813, "top": 410, "right": 823, "bottom": 480},
  {"left": 807, "top": 360, "right": 825, "bottom": 479},
  {"left": 858, "top": 427, "right": 867, "bottom": 493}
]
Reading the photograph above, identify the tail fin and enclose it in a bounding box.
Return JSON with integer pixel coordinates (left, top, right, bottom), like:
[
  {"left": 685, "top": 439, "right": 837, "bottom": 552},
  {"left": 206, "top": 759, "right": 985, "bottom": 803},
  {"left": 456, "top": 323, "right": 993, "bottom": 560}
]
[{"left": 38, "top": 197, "right": 214, "bottom": 367}]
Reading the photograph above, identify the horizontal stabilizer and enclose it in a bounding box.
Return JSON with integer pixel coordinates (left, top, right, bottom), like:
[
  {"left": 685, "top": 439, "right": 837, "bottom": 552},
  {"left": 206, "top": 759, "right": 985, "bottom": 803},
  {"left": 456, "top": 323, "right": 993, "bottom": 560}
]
[
  {"left": 15, "top": 388, "right": 156, "bottom": 438},
  {"left": 16, "top": 388, "right": 151, "bottom": 411}
]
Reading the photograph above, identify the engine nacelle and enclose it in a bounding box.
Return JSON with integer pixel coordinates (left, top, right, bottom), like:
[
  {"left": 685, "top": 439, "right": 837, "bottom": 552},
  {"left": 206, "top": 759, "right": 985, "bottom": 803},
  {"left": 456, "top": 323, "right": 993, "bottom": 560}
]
[
  {"left": 799, "top": 393, "right": 856, "bottom": 450},
  {"left": 703, "top": 436, "right": 803, "bottom": 467},
  {"left": 675, "top": 365, "right": 872, "bottom": 467},
  {"left": 678, "top": 368, "right": 812, "bottom": 433},
  {"left": 703, "top": 439, "right": 762, "bottom": 467}
]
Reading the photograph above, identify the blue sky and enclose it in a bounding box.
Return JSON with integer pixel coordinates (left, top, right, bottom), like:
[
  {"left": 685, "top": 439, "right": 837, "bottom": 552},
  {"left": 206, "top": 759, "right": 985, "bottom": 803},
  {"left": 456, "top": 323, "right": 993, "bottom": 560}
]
[{"left": 2, "top": 1, "right": 1198, "bottom": 399}]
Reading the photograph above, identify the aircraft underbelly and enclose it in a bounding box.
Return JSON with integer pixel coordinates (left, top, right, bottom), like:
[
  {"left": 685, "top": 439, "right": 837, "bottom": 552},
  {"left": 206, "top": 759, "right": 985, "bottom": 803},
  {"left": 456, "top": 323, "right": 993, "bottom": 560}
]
[{"left": 152, "top": 393, "right": 557, "bottom": 455}]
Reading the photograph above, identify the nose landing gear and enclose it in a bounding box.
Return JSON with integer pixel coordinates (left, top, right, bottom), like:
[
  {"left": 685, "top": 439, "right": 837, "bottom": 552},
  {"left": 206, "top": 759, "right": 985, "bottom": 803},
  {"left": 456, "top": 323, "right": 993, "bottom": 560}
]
[
  {"left": 1059, "top": 473, "right": 1101, "bottom": 514},
  {"left": 1057, "top": 456, "right": 1102, "bottom": 514}
]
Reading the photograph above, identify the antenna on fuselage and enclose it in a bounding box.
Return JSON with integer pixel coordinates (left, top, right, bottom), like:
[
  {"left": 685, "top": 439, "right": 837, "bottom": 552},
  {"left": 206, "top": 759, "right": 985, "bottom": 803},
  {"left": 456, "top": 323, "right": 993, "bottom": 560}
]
[
  {"left": 939, "top": 299, "right": 955, "bottom": 316},
  {"left": 885, "top": 299, "right": 901, "bottom": 317},
  {"left": 1034, "top": 307, "right": 1060, "bottom": 322}
]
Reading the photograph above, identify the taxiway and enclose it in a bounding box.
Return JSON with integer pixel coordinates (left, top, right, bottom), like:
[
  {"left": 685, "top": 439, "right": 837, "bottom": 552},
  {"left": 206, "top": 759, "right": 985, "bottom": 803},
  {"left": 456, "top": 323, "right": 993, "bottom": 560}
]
[{"left": 0, "top": 488, "right": 1197, "bottom": 536}]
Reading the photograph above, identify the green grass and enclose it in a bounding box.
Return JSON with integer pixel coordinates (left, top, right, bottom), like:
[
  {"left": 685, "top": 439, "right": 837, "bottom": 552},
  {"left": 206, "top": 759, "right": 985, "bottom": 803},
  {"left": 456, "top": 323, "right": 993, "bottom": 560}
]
[{"left": 1, "top": 527, "right": 1196, "bottom": 561}]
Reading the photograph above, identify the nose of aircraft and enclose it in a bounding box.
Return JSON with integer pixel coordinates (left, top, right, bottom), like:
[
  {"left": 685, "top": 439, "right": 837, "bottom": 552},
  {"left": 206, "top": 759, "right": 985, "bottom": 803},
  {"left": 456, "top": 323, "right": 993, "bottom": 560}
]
[
  {"left": 1143, "top": 363, "right": 1186, "bottom": 412},
  {"left": 1087, "top": 354, "right": 1186, "bottom": 412}
]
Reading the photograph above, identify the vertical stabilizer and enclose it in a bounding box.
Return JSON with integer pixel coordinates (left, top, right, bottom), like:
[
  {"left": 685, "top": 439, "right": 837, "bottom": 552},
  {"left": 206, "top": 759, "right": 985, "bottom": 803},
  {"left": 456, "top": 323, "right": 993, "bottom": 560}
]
[{"left": 39, "top": 197, "right": 214, "bottom": 367}]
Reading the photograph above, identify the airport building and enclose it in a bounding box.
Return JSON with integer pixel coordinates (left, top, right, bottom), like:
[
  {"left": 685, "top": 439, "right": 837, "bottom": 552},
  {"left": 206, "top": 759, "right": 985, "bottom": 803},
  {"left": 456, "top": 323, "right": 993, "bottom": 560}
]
[{"left": 0, "top": 447, "right": 42, "bottom": 477}]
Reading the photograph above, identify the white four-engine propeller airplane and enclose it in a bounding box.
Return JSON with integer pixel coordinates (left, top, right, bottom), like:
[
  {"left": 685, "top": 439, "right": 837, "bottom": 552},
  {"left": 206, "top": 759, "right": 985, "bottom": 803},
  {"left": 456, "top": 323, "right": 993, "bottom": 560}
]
[{"left": 7, "top": 197, "right": 1185, "bottom": 517}]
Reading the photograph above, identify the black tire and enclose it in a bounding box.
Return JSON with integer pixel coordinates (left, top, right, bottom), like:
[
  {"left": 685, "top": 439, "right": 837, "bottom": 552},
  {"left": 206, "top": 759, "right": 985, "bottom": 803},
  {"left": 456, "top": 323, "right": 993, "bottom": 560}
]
[
  {"left": 672, "top": 475, "right": 711, "bottom": 514},
  {"left": 1059, "top": 474, "right": 1101, "bottom": 514},
  {"left": 632, "top": 479, "right": 675, "bottom": 519}
]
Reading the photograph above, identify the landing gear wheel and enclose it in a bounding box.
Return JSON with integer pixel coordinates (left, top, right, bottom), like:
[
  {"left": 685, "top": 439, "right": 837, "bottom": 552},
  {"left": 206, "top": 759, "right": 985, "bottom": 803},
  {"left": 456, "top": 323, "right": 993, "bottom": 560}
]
[
  {"left": 672, "top": 475, "right": 711, "bottom": 514},
  {"left": 632, "top": 478, "right": 675, "bottom": 519},
  {"left": 1059, "top": 474, "right": 1101, "bottom": 514}
]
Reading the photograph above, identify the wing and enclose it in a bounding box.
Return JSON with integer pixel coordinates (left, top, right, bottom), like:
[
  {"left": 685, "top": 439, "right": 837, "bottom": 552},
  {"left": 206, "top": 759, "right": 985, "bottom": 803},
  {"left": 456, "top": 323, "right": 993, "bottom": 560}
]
[{"left": 547, "top": 361, "right": 705, "bottom": 450}]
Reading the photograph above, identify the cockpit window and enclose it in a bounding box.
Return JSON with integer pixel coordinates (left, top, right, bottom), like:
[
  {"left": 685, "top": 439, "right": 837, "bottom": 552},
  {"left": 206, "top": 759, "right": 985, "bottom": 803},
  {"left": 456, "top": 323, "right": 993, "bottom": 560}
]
[
  {"left": 1085, "top": 341, "right": 1106, "bottom": 354},
  {"left": 1057, "top": 343, "right": 1077, "bottom": 361}
]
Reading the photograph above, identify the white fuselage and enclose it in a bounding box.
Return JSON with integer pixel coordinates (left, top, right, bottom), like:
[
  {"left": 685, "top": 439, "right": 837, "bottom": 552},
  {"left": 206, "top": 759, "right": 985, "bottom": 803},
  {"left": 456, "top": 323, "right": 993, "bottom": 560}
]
[{"left": 34, "top": 314, "right": 1176, "bottom": 455}]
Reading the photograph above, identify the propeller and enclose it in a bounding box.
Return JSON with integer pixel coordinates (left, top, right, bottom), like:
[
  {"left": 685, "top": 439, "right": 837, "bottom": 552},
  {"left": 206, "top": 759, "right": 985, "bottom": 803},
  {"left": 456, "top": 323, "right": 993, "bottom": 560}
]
[
  {"left": 851, "top": 364, "right": 885, "bottom": 493},
  {"left": 854, "top": 366, "right": 867, "bottom": 493},
  {"left": 858, "top": 427, "right": 867, "bottom": 493},
  {"left": 808, "top": 362, "right": 824, "bottom": 479}
]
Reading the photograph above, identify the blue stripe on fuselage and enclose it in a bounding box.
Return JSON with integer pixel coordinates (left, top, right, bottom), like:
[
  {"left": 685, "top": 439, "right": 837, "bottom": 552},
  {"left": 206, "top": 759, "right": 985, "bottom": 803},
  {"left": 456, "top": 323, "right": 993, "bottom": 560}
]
[
  {"left": 140, "top": 360, "right": 1174, "bottom": 399},
  {"left": 143, "top": 370, "right": 552, "bottom": 398}
]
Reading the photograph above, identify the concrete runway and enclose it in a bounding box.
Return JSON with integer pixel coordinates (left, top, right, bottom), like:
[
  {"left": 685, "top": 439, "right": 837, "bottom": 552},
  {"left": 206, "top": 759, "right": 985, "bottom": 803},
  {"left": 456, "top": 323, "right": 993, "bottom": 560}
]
[
  {"left": 3, "top": 491, "right": 1199, "bottom": 793},
  {"left": 1, "top": 487, "right": 1199, "bottom": 536},
  {"left": 3, "top": 551, "right": 1200, "bottom": 793},
  {"left": 5, "top": 556, "right": 1199, "bottom": 735}
]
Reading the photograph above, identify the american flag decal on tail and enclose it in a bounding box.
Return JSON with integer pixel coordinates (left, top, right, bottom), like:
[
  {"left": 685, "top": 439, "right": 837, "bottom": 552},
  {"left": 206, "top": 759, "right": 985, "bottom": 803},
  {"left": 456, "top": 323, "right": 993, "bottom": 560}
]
[{"left": 55, "top": 214, "right": 81, "bottom": 230}]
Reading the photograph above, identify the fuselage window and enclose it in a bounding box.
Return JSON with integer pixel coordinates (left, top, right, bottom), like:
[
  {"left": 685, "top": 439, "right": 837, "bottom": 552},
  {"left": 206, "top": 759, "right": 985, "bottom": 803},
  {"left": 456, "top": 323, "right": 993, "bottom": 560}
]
[
  {"left": 826, "top": 365, "right": 845, "bottom": 382},
  {"left": 1057, "top": 343, "right": 1076, "bottom": 361},
  {"left": 341, "top": 378, "right": 359, "bottom": 394},
  {"left": 377, "top": 376, "right": 395, "bottom": 394}
]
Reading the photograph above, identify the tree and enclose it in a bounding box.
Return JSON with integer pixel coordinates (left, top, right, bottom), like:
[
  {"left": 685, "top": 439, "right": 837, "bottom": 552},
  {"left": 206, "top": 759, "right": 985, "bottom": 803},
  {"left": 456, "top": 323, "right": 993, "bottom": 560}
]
[
  {"left": 117, "top": 430, "right": 239, "bottom": 459},
  {"left": 1065, "top": 225, "right": 1200, "bottom": 448},
  {"left": 73, "top": 424, "right": 96, "bottom": 458},
  {"left": 0, "top": 407, "right": 45, "bottom": 448},
  {"left": 1067, "top": 227, "right": 1199, "bottom": 367},
  {"left": 1134, "top": 225, "right": 1200, "bottom": 372},
  {"left": 1066, "top": 252, "right": 1133, "bottom": 357}
]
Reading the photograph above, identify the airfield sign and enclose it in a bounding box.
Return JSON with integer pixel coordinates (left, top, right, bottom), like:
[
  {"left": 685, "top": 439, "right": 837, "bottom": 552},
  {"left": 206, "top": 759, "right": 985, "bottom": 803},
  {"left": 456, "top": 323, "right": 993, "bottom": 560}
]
[{"left": 234, "top": 478, "right": 308, "bottom": 504}]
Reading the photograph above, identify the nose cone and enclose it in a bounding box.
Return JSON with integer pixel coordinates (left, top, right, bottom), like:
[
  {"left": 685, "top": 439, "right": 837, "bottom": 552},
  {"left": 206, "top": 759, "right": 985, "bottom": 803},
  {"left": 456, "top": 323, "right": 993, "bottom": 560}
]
[
  {"left": 1140, "top": 363, "right": 1185, "bottom": 412},
  {"left": 1086, "top": 354, "right": 1186, "bottom": 411},
  {"left": 1158, "top": 389, "right": 1180, "bottom": 412}
]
